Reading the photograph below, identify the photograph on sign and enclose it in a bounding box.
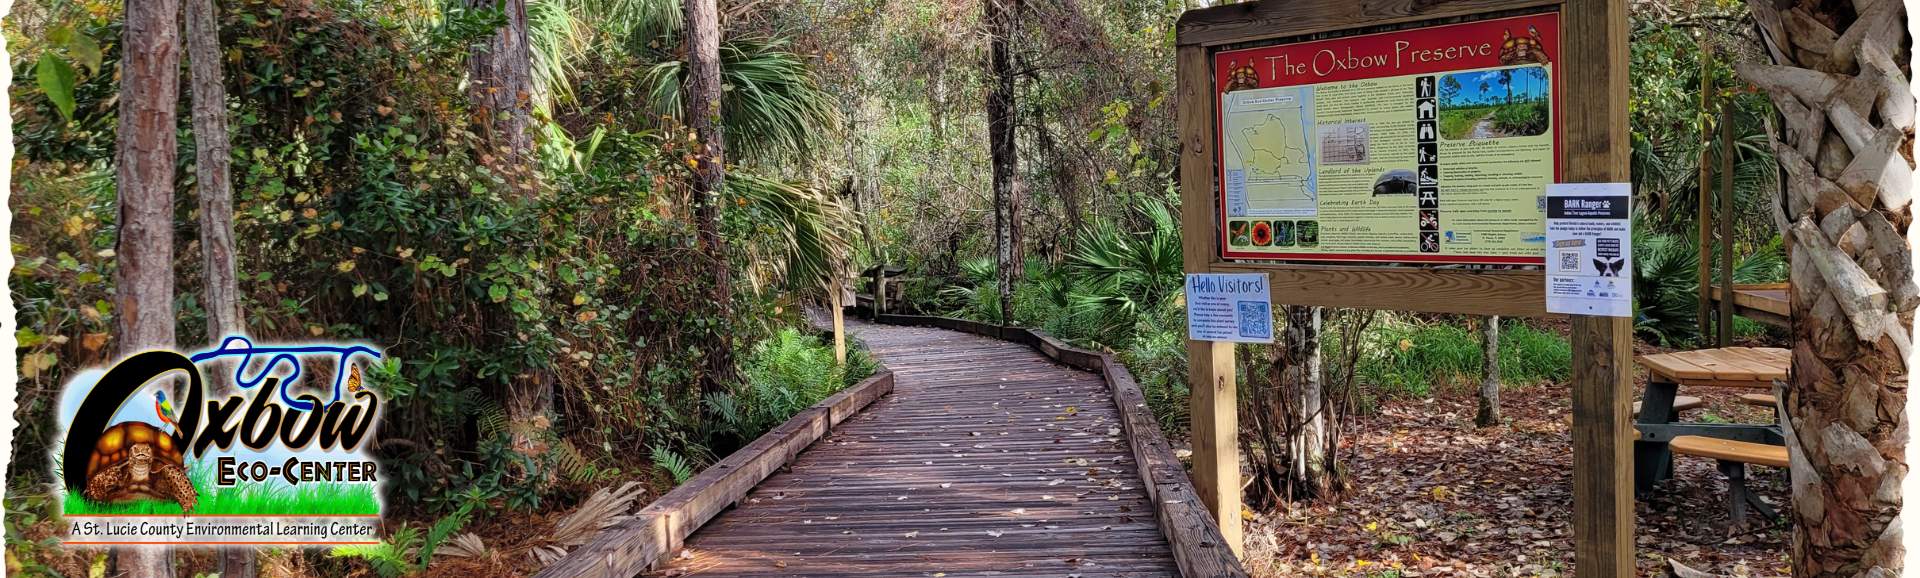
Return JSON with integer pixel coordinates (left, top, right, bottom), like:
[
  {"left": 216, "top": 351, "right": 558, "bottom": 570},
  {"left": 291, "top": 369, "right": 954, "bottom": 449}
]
[
  {"left": 1544, "top": 183, "right": 1632, "bottom": 317},
  {"left": 1215, "top": 13, "right": 1560, "bottom": 265},
  {"left": 1186, "top": 274, "right": 1276, "bottom": 344}
]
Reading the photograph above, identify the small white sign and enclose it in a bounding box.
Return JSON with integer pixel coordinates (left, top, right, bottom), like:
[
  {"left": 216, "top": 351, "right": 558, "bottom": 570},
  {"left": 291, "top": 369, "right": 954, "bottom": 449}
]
[
  {"left": 1545, "top": 183, "right": 1633, "bottom": 317},
  {"left": 1186, "top": 273, "right": 1275, "bottom": 343}
]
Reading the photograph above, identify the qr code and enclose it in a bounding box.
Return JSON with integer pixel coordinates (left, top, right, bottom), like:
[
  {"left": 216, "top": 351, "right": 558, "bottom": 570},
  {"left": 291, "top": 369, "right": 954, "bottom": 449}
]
[
  {"left": 1559, "top": 250, "right": 1581, "bottom": 272},
  {"left": 1236, "top": 301, "right": 1272, "bottom": 339}
]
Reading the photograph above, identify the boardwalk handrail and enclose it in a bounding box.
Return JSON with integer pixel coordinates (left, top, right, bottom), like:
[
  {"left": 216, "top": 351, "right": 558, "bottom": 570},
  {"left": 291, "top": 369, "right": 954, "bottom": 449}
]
[
  {"left": 536, "top": 369, "right": 895, "bottom": 578},
  {"left": 874, "top": 313, "right": 1251, "bottom": 578}
]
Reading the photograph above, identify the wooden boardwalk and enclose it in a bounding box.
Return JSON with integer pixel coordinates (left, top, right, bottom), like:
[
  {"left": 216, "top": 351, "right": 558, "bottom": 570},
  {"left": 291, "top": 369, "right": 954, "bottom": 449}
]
[{"left": 651, "top": 319, "right": 1181, "bottom": 576}]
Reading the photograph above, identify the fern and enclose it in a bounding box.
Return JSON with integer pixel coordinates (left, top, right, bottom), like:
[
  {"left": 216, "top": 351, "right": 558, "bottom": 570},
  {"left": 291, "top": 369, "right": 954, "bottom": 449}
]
[
  {"left": 473, "top": 400, "right": 510, "bottom": 442},
  {"left": 418, "top": 503, "right": 475, "bottom": 569},
  {"left": 330, "top": 502, "right": 473, "bottom": 575},
  {"left": 553, "top": 439, "right": 618, "bottom": 483},
  {"left": 652, "top": 445, "right": 696, "bottom": 484},
  {"left": 330, "top": 526, "right": 421, "bottom": 578}
]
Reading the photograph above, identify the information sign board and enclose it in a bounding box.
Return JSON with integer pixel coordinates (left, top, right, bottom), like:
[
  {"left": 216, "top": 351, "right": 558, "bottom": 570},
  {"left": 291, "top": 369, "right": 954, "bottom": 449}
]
[
  {"left": 1545, "top": 183, "right": 1632, "bottom": 317},
  {"left": 1215, "top": 13, "right": 1560, "bottom": 264},
  {"left": 1185, "top": 274, "right": 1276, "bottom": 344}
]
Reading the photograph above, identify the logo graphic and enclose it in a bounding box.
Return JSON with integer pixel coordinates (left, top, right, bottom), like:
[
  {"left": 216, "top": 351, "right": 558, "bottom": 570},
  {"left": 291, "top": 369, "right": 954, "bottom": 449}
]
[
  {"left": 1225, "top": 59, "right": 1261, "bottom": 92},
  {"left": 1499, "top": 25, "right": 1552, "bottom": 65},
  {"left": 59, "top": 337, "right": 386, "bottom": 546}
]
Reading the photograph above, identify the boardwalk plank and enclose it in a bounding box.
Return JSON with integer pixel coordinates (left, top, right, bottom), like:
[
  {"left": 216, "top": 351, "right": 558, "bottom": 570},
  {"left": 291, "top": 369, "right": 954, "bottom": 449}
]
[{"left": 650, "top": 320, "right": 1179, "bottom": 577}]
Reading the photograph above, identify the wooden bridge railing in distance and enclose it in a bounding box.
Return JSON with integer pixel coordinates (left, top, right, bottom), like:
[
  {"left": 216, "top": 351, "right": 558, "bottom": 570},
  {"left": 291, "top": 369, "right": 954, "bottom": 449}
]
[
  {"left": 535, "top": 370, "right": 895, "bottom": 578},
  {"left": 874, "top": 313, "right": 1250, "bottom": 577}
]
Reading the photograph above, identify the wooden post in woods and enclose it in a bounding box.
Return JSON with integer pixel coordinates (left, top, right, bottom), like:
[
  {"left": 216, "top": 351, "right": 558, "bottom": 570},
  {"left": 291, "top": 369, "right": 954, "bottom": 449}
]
[
  {"left": 1696, "top": 41, "right": 1715, "bottom": 342},
  {"left": 1176, "top": 0, "right": 1630, "bottom": 571},
  {"left": 1715, "top": 104, "right": 1733, "bottom": 348},
  {"left": 831, "top": 277, "right": 847, "bottom": 364}
]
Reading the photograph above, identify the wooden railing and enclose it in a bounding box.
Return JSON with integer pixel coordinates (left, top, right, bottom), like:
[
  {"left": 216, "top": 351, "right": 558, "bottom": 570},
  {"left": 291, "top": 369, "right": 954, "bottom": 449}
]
[
  {"left": 873, "top": 313, "right": 1250, "bottom": 578},
  {"left": 534, "top": 369, "right": 895, "bottom": 578}
]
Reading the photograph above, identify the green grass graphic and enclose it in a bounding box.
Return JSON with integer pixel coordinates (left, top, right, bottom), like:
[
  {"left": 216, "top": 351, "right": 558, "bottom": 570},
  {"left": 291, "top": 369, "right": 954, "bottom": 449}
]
[{"left": 63, "top": 460, "right": 380, "bottom": 516}]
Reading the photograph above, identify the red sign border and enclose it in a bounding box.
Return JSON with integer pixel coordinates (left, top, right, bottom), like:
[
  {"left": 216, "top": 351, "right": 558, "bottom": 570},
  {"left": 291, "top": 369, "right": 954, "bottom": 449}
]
[{"left": 1212, "top": 12, "right": 1562, "bottom": 266}]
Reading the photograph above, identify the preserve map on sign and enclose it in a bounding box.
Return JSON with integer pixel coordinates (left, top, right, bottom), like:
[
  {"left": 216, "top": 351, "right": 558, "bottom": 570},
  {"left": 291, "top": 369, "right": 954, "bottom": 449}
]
[
  {"left": 1222, "top": 88, "right": 1317, "bottom": 218},
  {"left": 1214, "top": 13, "right": 1560, "bottom": 265}
]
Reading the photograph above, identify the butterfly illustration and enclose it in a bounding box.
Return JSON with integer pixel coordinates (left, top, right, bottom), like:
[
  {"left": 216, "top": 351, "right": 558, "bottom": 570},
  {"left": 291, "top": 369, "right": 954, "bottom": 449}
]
[{"left": 346, "top": 364, "right": 365, "bottom": 394}]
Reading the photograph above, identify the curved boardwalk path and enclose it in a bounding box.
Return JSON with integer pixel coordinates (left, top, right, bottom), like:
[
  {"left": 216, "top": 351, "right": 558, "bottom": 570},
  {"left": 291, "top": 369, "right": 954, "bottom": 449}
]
[{"left": 652, "top": 319, "right": 1179, "bottom": 577}]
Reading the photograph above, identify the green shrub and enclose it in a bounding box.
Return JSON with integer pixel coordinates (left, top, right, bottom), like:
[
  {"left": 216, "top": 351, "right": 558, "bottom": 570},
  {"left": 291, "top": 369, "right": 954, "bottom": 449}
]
[
  {"left": 1498, "top": 323, "right": 1572, "bottom": 385},
  {"left": 1355, "top": 318, "right": 1570, "bottom": 398},
  {"left": 1490, "top": 100, "right": 1549, "bottom": 135},
  {"left": 1357, "top": 321, "right": 1480, "bottom": 397},
  {"left": 1119, "top": 300, "right": 1192, "bottom": 431},
  {"left": 1634, "top": 230, "right": 1787, "bottom": 347},
  {"left": 711, "top": 329, "right": 876, "bottom": 445}
]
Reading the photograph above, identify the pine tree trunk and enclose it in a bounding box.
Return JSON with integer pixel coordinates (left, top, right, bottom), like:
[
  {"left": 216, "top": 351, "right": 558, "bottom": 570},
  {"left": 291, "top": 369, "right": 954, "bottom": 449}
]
[
  {"left": 187, "top": 0, "right": 241, "bottom": 345},
  {"left": 1282, "top": 305, "right": 1331, "bottom": 497},
  {"left": 184, "top": 0, "right": 254, "bottom": 573},
  {"left": 685, "top": 0, "right": 735, "bottom": 395},
  {"left": 114, "top": 0, "right": 181, "bottom": 574},
  {"left": 1476, "top": 316, "right": 1501, "bottom": 427},
  {"left": 467, "top": 0, "right": 551, "bottom": 459},
  {"left": 986, "top": 0, "right": 1021, "bottom": 324},
  {"left": 467, "top": 0, "right": 535, "bottom": 172},
  {"left": 1737, "top": 1, "right": 1912, "bottom": 575}
]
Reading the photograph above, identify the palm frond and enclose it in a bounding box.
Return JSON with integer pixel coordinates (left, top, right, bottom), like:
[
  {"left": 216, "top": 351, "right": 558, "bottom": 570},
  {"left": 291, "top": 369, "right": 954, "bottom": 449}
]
[
  {"left": 642, "top": 37, "right": 838, "bottom": 161},
  {"left": 727, "top": 172, "right": 855, "bottom": 291},
  {"left": 525, "top": 0, "right": 583, "bottom": 108},
  {"left": 573, "top": 0, "right": 681, "bottom": 55}
]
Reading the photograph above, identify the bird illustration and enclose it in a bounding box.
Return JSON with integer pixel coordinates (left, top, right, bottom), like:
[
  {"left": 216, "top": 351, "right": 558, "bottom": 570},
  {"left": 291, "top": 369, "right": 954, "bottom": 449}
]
[
  {"left": 346, "top": 364, "right": 364, "bottom": 394},
  {"left": 153, "top": 390, "right": 177, "bottom": 429}
]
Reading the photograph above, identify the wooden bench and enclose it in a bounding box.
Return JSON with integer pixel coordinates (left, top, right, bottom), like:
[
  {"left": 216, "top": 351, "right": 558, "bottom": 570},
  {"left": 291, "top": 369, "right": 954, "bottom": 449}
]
[
  {"left": 1634, "top": 395, "right": 1701, "bottom": 417},
  {"left": 1708, "top": 283, "right": 1789, "bottom": 329},
  {"left": 1632, "top": 347, "right": 1788, "bottom": 492},
  {"left": 1736, "top": 393, "right": 1776, "bottom": 408},
  {"left": 1669, "top": 435, "right": 1786, "bottom": 529}
]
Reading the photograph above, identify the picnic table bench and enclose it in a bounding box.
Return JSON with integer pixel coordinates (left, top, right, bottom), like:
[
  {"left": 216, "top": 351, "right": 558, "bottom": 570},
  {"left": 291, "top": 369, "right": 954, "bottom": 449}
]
[
  {"left": 1668, "top": 436, "right": 1787, "bottom": 528},
  {"left": 1632, "top": 347, "right": 1788, "bottom": 493}
]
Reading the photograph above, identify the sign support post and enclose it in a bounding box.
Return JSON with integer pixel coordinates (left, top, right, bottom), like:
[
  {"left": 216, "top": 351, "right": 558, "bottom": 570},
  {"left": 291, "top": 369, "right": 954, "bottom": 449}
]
[
  {"left": 1561, "top": 0, "right": 1632, "bottom": 573},
  {"left": 1174, "top": 0, "right": 1630, "bottom": 572},
  {"left": 1179, "top": 39, "right": 1242, "bottom": 553}
]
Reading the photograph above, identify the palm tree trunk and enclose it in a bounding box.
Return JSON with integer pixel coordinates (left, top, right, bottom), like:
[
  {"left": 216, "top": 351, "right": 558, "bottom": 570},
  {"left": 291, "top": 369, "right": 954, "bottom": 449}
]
[
  {"left": 1475, "top": 316, "right": 1501, "bottom": 427},
  {"left": 114, "top": 0, "right": 182, "bottom": 574},
  {"left": 184, "top": 0, "right": 254, "bottom": 573},
  {"left": 1737, "top": 1, "right": 1912, "bottom": 575},
  {"left": 986, "top": 0, "right": 1021, "bottom": 324},
  {"left": 686, "top": 0, "right": 735, "bottom": 395}
]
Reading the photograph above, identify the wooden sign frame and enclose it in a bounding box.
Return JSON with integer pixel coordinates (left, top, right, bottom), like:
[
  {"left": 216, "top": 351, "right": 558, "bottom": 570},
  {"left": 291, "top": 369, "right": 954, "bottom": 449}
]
[{"left": 1175, "top": 0, "right": 1632, "bottom": 575}]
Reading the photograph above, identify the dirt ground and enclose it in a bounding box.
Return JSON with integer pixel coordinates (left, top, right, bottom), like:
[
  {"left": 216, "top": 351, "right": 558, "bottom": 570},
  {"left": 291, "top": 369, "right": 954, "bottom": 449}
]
[{"left": 1237, "top": 381, "right": 1790, "bottom": 578}]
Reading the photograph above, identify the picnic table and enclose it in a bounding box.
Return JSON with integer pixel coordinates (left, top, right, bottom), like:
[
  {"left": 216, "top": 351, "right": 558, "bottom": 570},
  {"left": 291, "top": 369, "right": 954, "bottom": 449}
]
[{"left": 1632, "top": 347, "right": 1789, "bottom": 493}]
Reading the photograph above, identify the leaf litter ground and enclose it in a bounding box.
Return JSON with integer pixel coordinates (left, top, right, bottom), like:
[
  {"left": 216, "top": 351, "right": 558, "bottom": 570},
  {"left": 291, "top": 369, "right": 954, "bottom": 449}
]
[{"left": 1239, "top": 378, "right": 1790, "bottom": 578}]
